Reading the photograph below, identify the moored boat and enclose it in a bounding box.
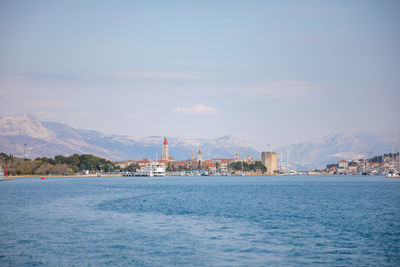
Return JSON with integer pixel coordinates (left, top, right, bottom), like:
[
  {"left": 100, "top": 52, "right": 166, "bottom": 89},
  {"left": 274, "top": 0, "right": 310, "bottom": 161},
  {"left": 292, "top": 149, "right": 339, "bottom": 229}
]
[
  {"left": 386, "top": 169, "right": 400, "bottom": 178},
  {"left": 123, "top": 162, "right": 166, "bottom": 177}
]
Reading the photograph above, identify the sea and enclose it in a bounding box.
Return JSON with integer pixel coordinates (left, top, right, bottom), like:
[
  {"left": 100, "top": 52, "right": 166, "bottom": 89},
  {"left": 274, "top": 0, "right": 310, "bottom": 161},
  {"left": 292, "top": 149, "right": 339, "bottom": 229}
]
[{"left": 0, "top": 175, "right": 399, "bottom": 266}]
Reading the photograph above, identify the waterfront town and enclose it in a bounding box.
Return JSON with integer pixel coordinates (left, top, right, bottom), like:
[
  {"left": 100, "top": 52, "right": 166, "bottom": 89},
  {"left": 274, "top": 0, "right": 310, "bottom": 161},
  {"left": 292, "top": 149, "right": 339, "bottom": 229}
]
[
  {"left": 1, "top": 137, "right": 399, "bottom": 178},
  {"left": 325, "top": 153, "right": 400, "bottom": 176},
  {"left": 113, "top": 137, "right": 399, "bottom": 177},
  {"left": 115, "top": 137, "right": 278, "bottom": 176}
]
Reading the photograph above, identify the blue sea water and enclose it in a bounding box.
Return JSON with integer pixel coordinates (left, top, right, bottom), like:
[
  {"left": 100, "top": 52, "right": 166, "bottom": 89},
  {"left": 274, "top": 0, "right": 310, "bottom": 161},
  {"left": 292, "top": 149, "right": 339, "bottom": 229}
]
[{"left": 0, "top": 175, "right": 399, "bottom": 266}]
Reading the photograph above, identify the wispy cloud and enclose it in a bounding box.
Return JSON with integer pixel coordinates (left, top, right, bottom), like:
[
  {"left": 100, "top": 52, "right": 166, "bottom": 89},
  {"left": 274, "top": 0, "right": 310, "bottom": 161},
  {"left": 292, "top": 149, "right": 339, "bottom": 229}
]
[
  {"left": 172, "top": 104, "right": 219, "bottom": 115},
  {"left": 106, "top": 70, "right": 215, "bottom": 81},
  {"left": 242, "top": 81, "right": 323, "bottom": 98},
  {"left": 330, "top": 152, "right": 364, "bottom": 160},
  {"left": 7, "top": 70, "right": 215, "bottom": 83},
  {"left": 11, "top": 71, "right": 83, "bottom": 82}
]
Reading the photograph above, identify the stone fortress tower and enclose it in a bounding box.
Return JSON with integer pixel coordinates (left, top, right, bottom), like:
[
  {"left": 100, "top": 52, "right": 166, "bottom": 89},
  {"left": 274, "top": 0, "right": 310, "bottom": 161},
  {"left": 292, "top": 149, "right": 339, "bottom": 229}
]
[
  {"left": 161, "top": 137, "right": 169, "bottom": 161},
  {"left": 197, "top": 149, "right": 202, "bottom": 169},
  {"left": 197, "top": 149, "right": 202, "bottom": 162},
  {"left": 261, "top": 152, "right": 278, "bottom": 174}
]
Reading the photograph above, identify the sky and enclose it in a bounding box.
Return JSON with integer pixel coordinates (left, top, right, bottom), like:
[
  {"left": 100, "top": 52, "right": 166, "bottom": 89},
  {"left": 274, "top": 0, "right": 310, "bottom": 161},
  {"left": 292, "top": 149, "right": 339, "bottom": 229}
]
[{"left": 1, "top": 0, "right": 399, "bottom": 150}]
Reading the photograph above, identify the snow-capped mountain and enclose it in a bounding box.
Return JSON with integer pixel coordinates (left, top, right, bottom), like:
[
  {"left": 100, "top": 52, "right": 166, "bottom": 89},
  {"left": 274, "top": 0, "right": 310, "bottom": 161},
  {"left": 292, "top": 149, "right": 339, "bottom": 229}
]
[
  {"left": 0, "top": 114, "right": 260, "bottom": 160},
  {"left": 0, "top": 114, "right": 56, "bottom": 140},
  {"left": 1, "top": 114, "right": 397, "bottom": 168},
  {"left": 274, "top": 130, "right": 400, "bottom": 170}
]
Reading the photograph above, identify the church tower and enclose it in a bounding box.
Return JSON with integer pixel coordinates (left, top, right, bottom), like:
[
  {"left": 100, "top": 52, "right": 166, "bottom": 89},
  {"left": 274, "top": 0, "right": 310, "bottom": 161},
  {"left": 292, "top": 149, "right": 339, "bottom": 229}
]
[{"left": 162, "top": 137, "right": 169, "bottom": 161}]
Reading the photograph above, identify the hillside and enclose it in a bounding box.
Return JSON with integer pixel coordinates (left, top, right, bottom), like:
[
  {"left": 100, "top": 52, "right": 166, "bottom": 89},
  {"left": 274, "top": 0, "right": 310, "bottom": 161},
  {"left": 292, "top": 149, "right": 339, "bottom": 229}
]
[
  {"left": 0, "top": 114, "right": 260, "bottom": 160},
  {"left": 1, "top": 114, "right": 397, "bottom": 168},
  {"left": 274, "top": 130, "right": 400, "bottom": 169}
]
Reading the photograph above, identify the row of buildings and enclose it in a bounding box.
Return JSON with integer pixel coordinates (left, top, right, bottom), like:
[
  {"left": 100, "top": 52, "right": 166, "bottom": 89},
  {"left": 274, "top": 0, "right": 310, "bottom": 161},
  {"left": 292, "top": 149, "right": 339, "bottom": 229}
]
[
  {"left": 115, "top": 137, "right": 278, "bottom": 175},
  {"left": 327, "top": 153, "right": 400, "bottom": 175}
]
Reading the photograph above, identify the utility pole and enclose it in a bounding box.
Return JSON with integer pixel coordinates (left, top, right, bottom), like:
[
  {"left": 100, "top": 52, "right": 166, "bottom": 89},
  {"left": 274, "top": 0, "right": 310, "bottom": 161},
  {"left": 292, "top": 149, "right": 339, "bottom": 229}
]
[{"left": 23, "top": 144, "right": 28, "bottom": 159}]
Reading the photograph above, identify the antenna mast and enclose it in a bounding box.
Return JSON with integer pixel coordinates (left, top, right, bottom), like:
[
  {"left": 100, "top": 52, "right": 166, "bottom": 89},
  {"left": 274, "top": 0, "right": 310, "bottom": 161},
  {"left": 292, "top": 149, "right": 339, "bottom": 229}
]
[{"left": 23, "top": 144, "right": 28, "bottom": 159}]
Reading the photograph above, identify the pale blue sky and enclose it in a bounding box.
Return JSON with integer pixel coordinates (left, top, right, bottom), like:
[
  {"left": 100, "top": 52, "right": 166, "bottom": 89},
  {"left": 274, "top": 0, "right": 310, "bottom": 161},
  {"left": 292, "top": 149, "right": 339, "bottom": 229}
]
[{"left": 1, "top": 0, "right": 399, "bottom": 150}]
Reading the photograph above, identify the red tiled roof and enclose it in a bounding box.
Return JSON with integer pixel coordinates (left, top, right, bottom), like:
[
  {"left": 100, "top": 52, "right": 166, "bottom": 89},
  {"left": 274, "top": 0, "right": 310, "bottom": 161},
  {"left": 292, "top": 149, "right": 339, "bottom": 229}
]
[
  {"left": 164, "top": 137, "right": 168, "bottom": 145},
  {"left": 211, "top": 158, "right": 234, "bottom": 163},
  {"left": 203, "top": 162, "right": 216, "bottom": 167}
]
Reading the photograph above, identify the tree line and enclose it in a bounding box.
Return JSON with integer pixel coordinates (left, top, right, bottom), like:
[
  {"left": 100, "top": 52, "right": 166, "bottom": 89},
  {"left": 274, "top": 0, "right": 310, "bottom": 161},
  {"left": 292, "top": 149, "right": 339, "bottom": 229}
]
[
  {"left": 228, "top": 161, "right": 267, "bottom": 172},
  {"left": 0, "top": 153, "right": 117, "bottom": 176}
]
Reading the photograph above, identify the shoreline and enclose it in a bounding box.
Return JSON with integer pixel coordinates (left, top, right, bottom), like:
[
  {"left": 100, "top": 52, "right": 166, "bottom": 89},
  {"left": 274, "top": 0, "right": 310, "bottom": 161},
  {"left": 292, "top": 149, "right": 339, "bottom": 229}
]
[
  {"left": 7, "top": 174, "right": 123, "bottom": 178},
  {"left": 8, "top": 173, "right": 335, "bottom": 178}
]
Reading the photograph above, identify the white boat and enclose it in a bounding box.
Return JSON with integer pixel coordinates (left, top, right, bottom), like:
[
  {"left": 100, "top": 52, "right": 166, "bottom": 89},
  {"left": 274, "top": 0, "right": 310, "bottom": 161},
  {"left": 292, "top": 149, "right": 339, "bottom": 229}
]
[
  {"left": 152, "top": 163, "right": 166, "bottom": 177},
  {"left": 386, "top": 140, "right": 400, "bottom": 178},
  {"left": 386, "top": 169, "right": 400, "bottom": 178},
  {"left": 241, "top": 161, "right": 245, "bottom": 176},
  {"left": 123, "top": 162, "right": 165, "bottom": 177}
]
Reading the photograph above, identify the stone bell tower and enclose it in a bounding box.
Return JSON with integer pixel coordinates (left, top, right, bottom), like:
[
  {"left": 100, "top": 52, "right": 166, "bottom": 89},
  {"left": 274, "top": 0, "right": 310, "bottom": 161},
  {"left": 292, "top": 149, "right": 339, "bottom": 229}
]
[{"left": 162, "top": 137, "right": 169, "bottom": 161}]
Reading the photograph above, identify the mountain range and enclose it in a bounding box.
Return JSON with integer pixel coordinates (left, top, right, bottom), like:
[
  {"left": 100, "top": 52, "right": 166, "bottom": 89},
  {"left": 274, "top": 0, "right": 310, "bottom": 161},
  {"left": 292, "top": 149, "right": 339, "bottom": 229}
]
[
  {"left": 274, "top": 130, "right": 400, "bottom": 169},
  {"left": 0, "top": 114, "right": 398, "bottom": 169},
  {"left": 0, "top": 114, "right": 259, "bottom": 161}
]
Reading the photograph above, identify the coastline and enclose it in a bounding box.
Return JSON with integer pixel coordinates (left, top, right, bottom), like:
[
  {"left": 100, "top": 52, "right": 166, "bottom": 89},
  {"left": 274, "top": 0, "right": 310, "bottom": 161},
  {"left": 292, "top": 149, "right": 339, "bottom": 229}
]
[
  {"left": 7, "top": 173, "right": 334, "bottom": 178},
  {"left": 8, "top": 174, "right": 123, "bottom": 178}
]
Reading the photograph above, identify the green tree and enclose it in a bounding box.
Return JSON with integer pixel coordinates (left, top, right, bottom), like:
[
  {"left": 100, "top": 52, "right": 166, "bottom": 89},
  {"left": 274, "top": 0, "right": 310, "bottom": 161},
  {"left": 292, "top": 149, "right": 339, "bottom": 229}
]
[
  {"left": 1, "top": 152, "right": 116, "bottom": 175},
  {"left": 54, "top": 155, "right": 67, "bottom": 164},
  {"left": 126, "top": 163, "right": 139, "bottom": 172}
]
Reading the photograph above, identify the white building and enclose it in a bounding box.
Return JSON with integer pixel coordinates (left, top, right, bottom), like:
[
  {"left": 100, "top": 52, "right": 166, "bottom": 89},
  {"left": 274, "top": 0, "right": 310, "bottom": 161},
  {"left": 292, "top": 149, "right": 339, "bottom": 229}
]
[{"left": 338, "top": 160, "right": 348, "bottom": 168}]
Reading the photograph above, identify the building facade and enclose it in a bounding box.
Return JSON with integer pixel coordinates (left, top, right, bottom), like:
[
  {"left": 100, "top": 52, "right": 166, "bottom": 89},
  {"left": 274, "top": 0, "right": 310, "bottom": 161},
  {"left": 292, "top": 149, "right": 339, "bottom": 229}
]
[{"left": 338, "top": 160, "right": 348, "bottom": 168}]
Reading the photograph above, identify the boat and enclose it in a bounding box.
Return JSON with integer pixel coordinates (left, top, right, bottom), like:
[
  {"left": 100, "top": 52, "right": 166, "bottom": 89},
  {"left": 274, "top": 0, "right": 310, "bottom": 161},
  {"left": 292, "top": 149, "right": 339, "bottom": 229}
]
[
  {"left": 152, "top": 163, "right": 166, "bottom": 177},
  {"left": 386, "top": 168, "right": 400, "bottom": 178},
  {"left": 123, "top": 162, "right": 165, "bottom": 177},
  {"left": 386, "top": 139, "right": 400, "bottom": 178},
  {"left": 241, "top": 161, "right": 245, "bottom": 176}
]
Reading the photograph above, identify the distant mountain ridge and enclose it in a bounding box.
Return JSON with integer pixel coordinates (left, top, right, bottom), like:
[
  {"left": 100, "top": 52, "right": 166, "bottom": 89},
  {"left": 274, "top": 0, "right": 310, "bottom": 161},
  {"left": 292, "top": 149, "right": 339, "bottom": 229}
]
[
  {"left": 274, "top": 130, "right": 400, "bottom": 169},
  {"left": 0, "top": 114, "right": 260, "bottom": 160},
  {"left": 1, "top": 114, "right": 397, "bottom": 168}
]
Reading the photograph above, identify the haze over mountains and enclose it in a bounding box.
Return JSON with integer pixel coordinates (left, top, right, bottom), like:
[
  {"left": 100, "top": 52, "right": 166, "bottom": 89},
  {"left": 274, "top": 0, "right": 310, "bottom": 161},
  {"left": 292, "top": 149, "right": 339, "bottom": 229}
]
[
  {"left": 0, "top": 114, "right": 398, "bottom": 169},
  {"left": 0, "top": 114, "right": 259, "bottom": 161},
  {"left": 275, "top": 130, "right": 400, "bottom": 169}
]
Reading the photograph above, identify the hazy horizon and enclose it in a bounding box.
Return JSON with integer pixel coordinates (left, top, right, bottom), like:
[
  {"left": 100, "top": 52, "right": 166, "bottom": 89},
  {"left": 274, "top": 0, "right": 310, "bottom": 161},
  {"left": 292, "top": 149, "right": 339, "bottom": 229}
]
[
  {"left": 2, "top": 113, "right": 400, "bottom": 156},
  {"left": 1, "top": 1, "right": 399, "bottom": 151}
]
